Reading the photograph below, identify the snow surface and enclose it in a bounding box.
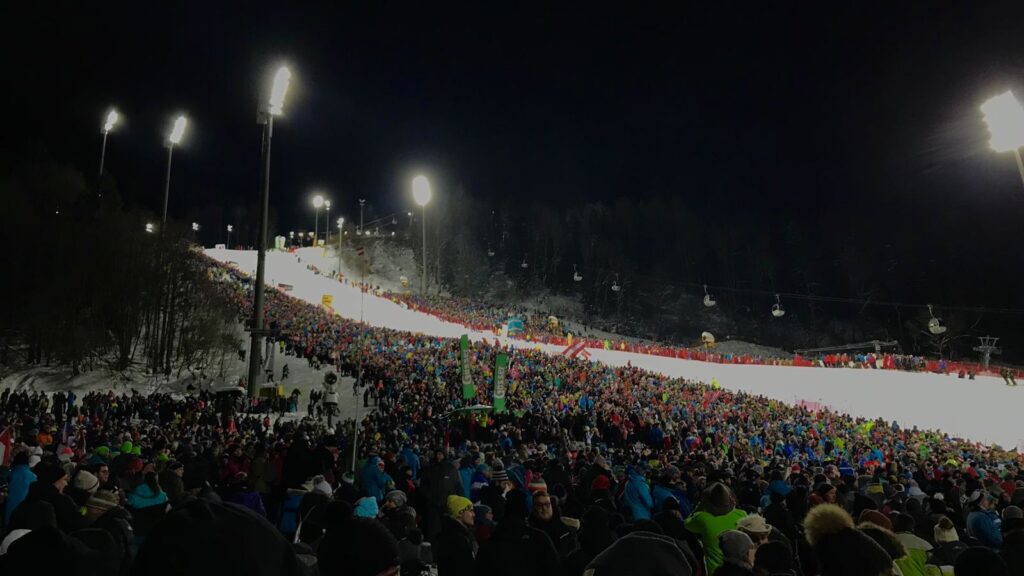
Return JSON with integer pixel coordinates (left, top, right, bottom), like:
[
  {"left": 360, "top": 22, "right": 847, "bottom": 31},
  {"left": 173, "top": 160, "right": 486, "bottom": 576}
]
[{"left": 207, "top": 248, "right": 1024, "bottom": 449}]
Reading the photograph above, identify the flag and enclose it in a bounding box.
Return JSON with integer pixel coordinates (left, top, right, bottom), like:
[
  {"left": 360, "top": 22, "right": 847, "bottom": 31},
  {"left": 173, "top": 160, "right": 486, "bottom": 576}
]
[
  {"left": 460, "top": 335, "right": 475, "bottom": 400},
  {"left": 493, "top": 352, "right": 509, "bottom": 413},
  {"left": 0, "top": 426, "right": 12, "bottom": 467}
]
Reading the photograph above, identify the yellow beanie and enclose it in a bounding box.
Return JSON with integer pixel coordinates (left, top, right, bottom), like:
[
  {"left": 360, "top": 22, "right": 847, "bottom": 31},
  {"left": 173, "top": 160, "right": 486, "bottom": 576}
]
[{"left": 447, "top": 495, "right": 473, "bottom": 518}]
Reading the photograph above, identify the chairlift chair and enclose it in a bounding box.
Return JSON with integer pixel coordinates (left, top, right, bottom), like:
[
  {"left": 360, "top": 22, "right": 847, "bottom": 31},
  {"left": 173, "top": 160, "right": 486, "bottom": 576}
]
[
  {"left": 927, "top": 304, "right": 947, "bottom": 335},
  {"left": 611, "top": 274, "right": 621, "bottom": 292},
  {"left": 521, "top": 256, "right": 529, "bottom": 269},
  {"left": 771, "top": 294, "right": 785, "bottom": 318},
  {"left": 703, "top": 284, "right": 716, "bottom": 307},
  {"left": 573, "top": 264, "right": 583, "bottom": 282}
]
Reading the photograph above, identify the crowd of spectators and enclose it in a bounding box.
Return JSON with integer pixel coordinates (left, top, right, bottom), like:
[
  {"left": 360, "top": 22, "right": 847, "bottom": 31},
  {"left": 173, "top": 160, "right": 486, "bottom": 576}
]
[{"left": 0, "top": 257, "right": 1021, "bottom": 575}]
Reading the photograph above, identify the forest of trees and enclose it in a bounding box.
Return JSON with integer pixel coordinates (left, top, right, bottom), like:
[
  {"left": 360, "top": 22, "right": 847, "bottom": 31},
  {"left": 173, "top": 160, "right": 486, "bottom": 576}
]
[{"left": 0, "top": 162, "right": 239, "bottom": 378}]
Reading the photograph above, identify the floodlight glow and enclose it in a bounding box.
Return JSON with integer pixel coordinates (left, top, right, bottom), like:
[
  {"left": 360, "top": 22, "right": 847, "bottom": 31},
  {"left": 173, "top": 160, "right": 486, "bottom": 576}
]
[
  {"left": 412, "top": 175, "right": 432, "bottom": 206},
  {"left": 168, "top": 115, "right": 188, "bottom": 145},
  {"left": 145, "top": 223, "right": 154, "bottom": 233},
  {"left": 324, "top": 199, "right": 331, "bottom": 209},
  {"left": 981, "top": 91, "right": 1024, "bottom": 152},
  {"left": 191, "top": 222, "right": 200, "bottom": 231},
  {"left": 268, "top": 66, "right": 292, "bottom": 116},
  {"left": 337, "top": 217, "right": 344, "bottom": 228},
  {"left": 103, "top": 109, "right": 119, "bottom": 132},
  {"left": 227, "top": 224, "right": 233, "bottom": 232},
  {"left": 313, "top": 194, "right": 324, "bottom": 209}
]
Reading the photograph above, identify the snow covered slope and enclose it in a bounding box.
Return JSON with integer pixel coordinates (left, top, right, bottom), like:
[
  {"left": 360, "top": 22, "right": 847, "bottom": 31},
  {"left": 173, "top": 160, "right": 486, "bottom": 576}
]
[{"left": 207, "top": 248, "right": 1024, "bottom": 449}]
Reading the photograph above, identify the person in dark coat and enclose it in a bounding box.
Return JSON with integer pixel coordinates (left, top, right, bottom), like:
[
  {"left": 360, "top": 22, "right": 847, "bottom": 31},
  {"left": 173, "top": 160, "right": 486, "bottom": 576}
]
[
  {"left": 318, "top": 516, "right": 401, "bottom": 576},
  {"left": 12, "top": 461, "right": 85, "bottom": 534},
  {"left": 435, "top": 495, "right": 476, "bottom": 576},
  {"left": 586, "top": 530, "right": 695, "bottom": 576},
  {"left": 474, "top": 489, "right": 560, "bottom": 576},
  {"left": 132, "top": 498, "right": 302, "bottom": 576},
  {"left": 0, "top": 525, "right": 106, "bottom": 575},
  {"left": 566, "top": 506, "right": 617, "bottom": 576},
  {"left": 420, "top": 450, "right": 462, "bottom": 541},
  {"left": 529, "top": 491, "right": 578, "bottom": 558}
]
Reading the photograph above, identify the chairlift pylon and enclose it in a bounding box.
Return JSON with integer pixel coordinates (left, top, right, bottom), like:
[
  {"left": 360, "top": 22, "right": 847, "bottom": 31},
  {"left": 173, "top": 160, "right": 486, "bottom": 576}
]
[{"left": 771, "top": 294, "right": 785, "bottom": 318}]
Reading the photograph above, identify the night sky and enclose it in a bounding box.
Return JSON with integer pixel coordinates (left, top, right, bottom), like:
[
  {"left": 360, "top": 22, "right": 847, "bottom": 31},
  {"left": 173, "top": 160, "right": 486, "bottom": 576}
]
[{"left": 4, "top": 2, "right": 1024, "bottom": 340}]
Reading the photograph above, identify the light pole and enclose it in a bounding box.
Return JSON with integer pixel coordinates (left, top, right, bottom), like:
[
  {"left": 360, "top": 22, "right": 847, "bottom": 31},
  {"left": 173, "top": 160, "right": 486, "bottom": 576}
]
[
  {"left": 289, "top": 231, "right": 295, "bottom": 247},
  {"left": 324, "top": 199, "right": 331, "bottom": 245},
  {"left": 358, "top": 199, "right": 365, "bottom": 234},
  {"left": 161, "top": 114, "right": 188, "bottom": 226},
  {"left": 312, "top": 194, "right": 324, "bottom": 246},
  {"left": 412, "top": 175, "right": 432, "bottom": 294},
  {"left": 337, "top": 217, "right": 344, "bottom": 275},
  {"left": 191, "top": 222, "right": 200, "bottom": 244},
  {"left": 248, "top": 64, "right": 292, "bottom": 398},
  {"left": 226, "top": 224, "right": 233, "bottom": 247},
  {"left": 99, "top": 108, "right": 119, "bottom": 177},
  {"left": 981, "top": 90, "right": 1024, "bottom": 189},
  {"left": 162, "top": 115, "right": 188, "bottom": 227}
]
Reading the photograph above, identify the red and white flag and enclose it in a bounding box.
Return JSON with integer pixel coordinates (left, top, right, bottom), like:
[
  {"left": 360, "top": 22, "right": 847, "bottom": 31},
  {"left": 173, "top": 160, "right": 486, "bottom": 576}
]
[{"left": 0, "top": 426, "right": 12, "bottom": 467}]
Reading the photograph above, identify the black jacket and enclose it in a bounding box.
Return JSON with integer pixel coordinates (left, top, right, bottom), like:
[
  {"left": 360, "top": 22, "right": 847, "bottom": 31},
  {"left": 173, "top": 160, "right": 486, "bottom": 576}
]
[
  {"left": 474, "top": 517, "right": 560, "bottom": 576},
  {"left": 421, "top": 460, "right": 462, "bottom": 511},
  {"left": 17, "top": 482, "right": 85, "bottom": 533},
  {"left": 435, "top": 515, "right": 476, "bottom": 576}
]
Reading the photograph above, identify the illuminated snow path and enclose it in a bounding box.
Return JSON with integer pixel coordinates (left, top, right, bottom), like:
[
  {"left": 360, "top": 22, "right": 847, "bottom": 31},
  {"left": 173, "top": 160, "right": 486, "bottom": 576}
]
[{"left": 207, "top": 248, "right": 1024, "bottom": 449}]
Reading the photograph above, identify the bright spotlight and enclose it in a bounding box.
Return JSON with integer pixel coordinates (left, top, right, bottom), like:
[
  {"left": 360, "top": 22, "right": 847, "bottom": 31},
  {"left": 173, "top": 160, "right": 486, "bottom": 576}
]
[
  {"left": 312, "top": 194, "right": 324, "bottom": 209},
  {"left": 168, "top": 115, "right": 188, "bottom": 145},
  {"left": 268, "top": 66, "right": 292, "bottom": 116},
  {"left": 981, "top": 90, "right": 1024, "bottom": 152},
  {"left": 103, "top": 109, "right": 119, "bottom": 132},
  {"left": 412, "top": 175, "right": 432, "bottom": 206}
]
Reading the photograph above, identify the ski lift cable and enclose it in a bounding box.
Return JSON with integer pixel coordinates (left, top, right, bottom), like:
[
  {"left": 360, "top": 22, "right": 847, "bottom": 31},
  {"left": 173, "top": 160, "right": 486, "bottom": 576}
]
[{"left": 566, "top": 262, "right": 1024, "bottom": 315}]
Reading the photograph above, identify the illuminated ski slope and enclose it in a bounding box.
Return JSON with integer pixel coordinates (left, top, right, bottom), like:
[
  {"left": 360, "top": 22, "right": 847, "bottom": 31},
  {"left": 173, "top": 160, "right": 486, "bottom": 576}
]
[{"left": 206, "top": 248, "right": 1024, "bottom": 449}]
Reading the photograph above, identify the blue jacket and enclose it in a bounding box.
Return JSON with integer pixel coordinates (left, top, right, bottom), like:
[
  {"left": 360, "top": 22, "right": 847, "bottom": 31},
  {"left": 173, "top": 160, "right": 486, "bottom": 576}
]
[
  {"left": 400, "top": 447, "right": 420, "bottom": 480},
  {"left": 127, "top": 483, "right": 169, "bottom": 509},
  {"left": 459, "top": 466, "right": 473, "bottom": 499},
  {"left": 967, "top": 509, "right": 1003, "bottom": 548},
  {"left": 4, "top": 464, "right": 36, "bottom": 524},
  {"left": 361, "top": 456, "right": 393, "bottom": 502},
  {"left": 623, "top": 470, "right": 654, "bottom": 521}
]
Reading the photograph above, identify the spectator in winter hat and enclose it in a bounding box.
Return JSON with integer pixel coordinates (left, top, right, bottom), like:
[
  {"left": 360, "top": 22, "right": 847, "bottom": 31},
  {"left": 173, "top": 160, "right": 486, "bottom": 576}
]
[
  {"left": 686, "top": 482, "right": 747, "bottom": 575},
  {"left": 754, "top": 540, "right": 795, "bottom": 576},
  {"left": 858, "top": 509, "right": 893, "bottom": 531},
  {"left": 353, "top": 496, "right": 380, "bottom": 519},
  {"left": 1001, "top": 505, "right": 1024, "bottom": 536},
  {"left": 966, "top": 489, "right": 1003, "bottom": 548},
  {"left": 927, "top": 516, "right": 969, "bottom": 568},
  {"left": 954, "top": 547, "right": 1009, "bottom": 576},
  {"left": 716, "top": 530, "right": 756, "bottom": 576},
  {"left": 737, "top": 514, "right": 773, "bottom": 547},
  {"left": 14, "top": 461, "right": 84, "bottom": 534},
  {"left": 802, "top": 504, "right": 895, "bottom": 576},
  {"left": 65, "top": 470, "right": 100, "bottom": 508},
  {"left": 435, "top": 495, "right": 477, "bottom": 576}
]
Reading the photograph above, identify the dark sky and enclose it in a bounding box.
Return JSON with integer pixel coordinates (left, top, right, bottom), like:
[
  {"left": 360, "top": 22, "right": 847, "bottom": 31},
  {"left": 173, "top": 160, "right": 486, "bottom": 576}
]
[{"left": 4, "top": 3, "right": 1024, "bottom": 305}]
